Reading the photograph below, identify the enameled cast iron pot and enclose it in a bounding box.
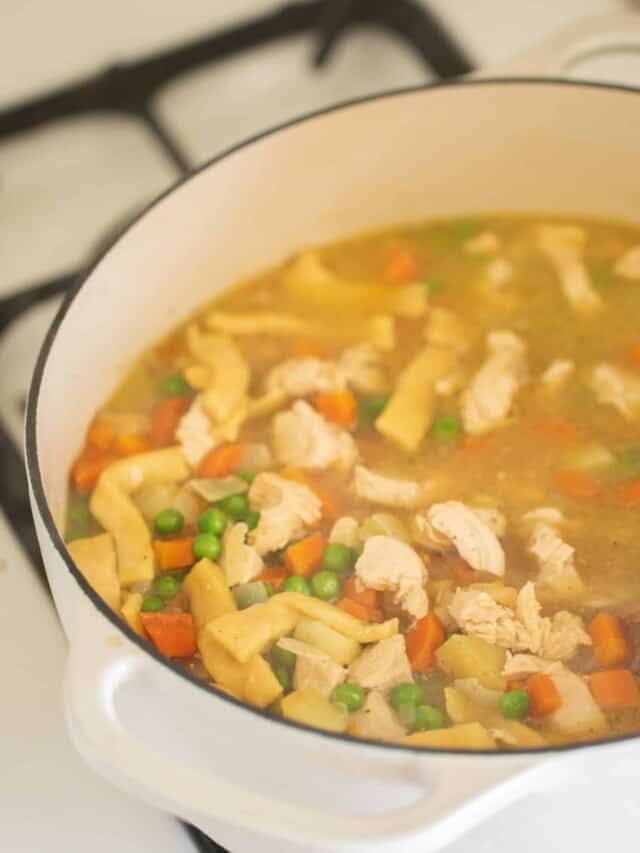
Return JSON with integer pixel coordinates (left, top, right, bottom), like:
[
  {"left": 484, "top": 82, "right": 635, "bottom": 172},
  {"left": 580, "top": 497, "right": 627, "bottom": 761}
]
[{"left": 25, "top": 15, "right": 640, "bottom": 853}]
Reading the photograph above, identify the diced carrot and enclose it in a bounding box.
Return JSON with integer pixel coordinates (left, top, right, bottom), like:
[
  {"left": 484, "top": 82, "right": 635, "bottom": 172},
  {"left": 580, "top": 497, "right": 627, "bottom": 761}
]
[
  {"left": 615, "top": 479, "right": 640, "bottom": 504},
  {"left": 71, "top": 446, "right": 115, "bottom": 493},
  {"left": 312, "top": 390, "right": 358, "bottom": 430},
  {"left": 114, "top": 434, "right": 150, "bottom": 456},
  {"left": 140, "top": 612, "right": 197, "bottom": 658},
  {"left": 255, "top": 565, "right": 289, "bottom": 591},
  {"left": 405, "top": 612, "right": 445, "bottom": 672},
  {"left": 589, "top": 669, "right": 640, "bottom": 709},
  {"left": 625, "top": 343, "right": 640, "bottom": 368},
  {"left": 588, "top": 612, "right": 629, "bottom": 667},
  {"left": 289, "top": 337, "right": 326, "bottom": 358},
  {"left": 154, "top": 537, "right": 196, "bottom": 572},
  {"left": 527, "top": 673, "right": 562, "bottom": 717},
  {"left": 341, "top": 577, "right": 382, "bottom": 612},
  {"left": 535, "top": 420, "right": 581, "bottom": 446},
  {"left": 385, "top": 248, "right": 418, "bottom": 283},
  {"left": 87, "top": 419, "right": 114, "bottom": 451},
  {"left": 279, "top": 466, "right": 337, "bottom": 519},
  {"left": 150, "top": 396, "right": 190, "bottom": 448},
  {"left": 448, "top": 558, "right": 485, "bottom": 587},
  {"left": 553, "top": 470, "right": 599, "bottom": 500},
  {"left": 284, "top": 533, "right": 327, "bottom": 577},
  {"left": 337, "top": 598, "right": 370, "bottom": 622},
  {"left": 197, "top": 442, "right": 243, "bottom": 478}
]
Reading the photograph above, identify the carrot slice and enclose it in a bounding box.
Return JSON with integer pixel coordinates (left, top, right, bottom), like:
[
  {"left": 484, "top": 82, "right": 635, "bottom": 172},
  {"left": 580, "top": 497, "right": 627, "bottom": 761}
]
[
  {"left": 385, "top": 248, "right": 418, "bottom": 283},
  {"left": 197, "top": 442, "right": 243, "bottom": 478},
  {"left": 527, "top": 673, "right": 562, "bottom": 717},
  {"left": 535, "top": 420, "right": 581, "bottom": 446},
  {"left": 279, "top": 465, "right": 337, "bottom": 519},
  {"left": 588, "top": 612, "right": 629, "bottom": 667},
  {"left": 284, "top": 533, "right": 327, "bottom": 577},
  {"left": 71, "top": 446, "right": 116, "bottom": 493},
  {"left": 87, "top": 419, "right": 114, "bottom": 451},
  {"left": 154, "top": 537, "right": 196, "bottom": 572},
  {"left": 405, "top": 612, "right": 445, "bottom": 672},
  {"left": 589, "top": 669, "right": 640, "bottom": 709},
  {"left": 255, "top": 565, "right": 289, "bottom": 591},
  {"left": 140, "top": 612, "right": 197, "bottom": 658},
  {"left": 337, "top": 598, "right": 370, "bottom": 622},
  {"left": 553, "top": 470, "right": 599, "bottom": 500},
  {"left": 341, "top": 577, "right": 382, "bottom": 612},
  {"left": 615, "top": 479, "right": 640, "bottom": 504},
  {"left": 150, "top": 396, "right": 190, "bottom": 448},
  {"left": 312, "top": 390, "right": 358, "bottom": 430}
]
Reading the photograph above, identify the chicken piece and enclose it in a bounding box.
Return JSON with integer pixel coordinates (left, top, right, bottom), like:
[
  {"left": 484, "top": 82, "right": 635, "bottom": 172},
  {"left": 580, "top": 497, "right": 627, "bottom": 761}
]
[
  {"left": 522, "top": 508, "right": 584, "bottom": 599},
  {"left": 204, "top": 311, "right": 314, "bottom": 336},
  {"left": 353, "top": 465, "right": 429, "bottom": 510},
  {"left": 368, "top": 314, "right": 395, "bottom": 352},
  {"left": 424, "top": 307, "right": 469, "bottom": 354},
  {"left": 338, "top": 343, "right": 388, "bottom": 395},
  {"left": 412, "top": 501, "right": 505, "bottom": 577},
  {"left": 348, "top": 635, "right": 413, "bottom": 692},
  {"left": 265, "top": 356, "right": 345, "bottom": 397},
  {"left": 546, "top": 666, "right": 607, "bottom": 738},
  {"left": 461, "top": 330, "right": 528, "bottom": 435},
  {"left": 486, "top": 258, "right": 514, "bottom": 287},
  {"left": 540, "top": 611, "right": 592, "bottom": 661},
  {"left": 349, "top": 690, "right": 406, "bottom": 743},
  {"left": 290, "top": 644, "right": 346, "bottom": 698},
  {"left": 502, "top": 653, "right": 560, "bottom": 680},
  {"left": 220, "top": 522, "right": 263, "bottom": 587},
  {"left": 470, "top": 506, "right": 507, "bottom": 538},
  {"left": 613, "top": 245, "right": 640, "bottom": 280},
  {"left": 329, "top": 516, "right": 360, "bottom": 548},
  {"left": 67, "top": 533, "right": 120, "bottom": 610},
  {"left": 540, "top": 359, "right": 575, "bottom": 391},
  {"left": 272, "top": 400, "right": 358, "bottom": 472},
  {"left": 464, "top": 231, "right": 500, "bottom": 255},
  {"left": 176, "top": 397, "right": 218, "bottom": 467},
  {"left": 355, "top": 535, "right": 428, "bottom": 621},
  {"left": 589, "top": 363, "right": 640, "bottom": 421},
  {"left": 248, "top": 473, "right": 322, "bottom": 556},
  {"left": 536, "top": 225, "right": 603, "bottom": 313}
]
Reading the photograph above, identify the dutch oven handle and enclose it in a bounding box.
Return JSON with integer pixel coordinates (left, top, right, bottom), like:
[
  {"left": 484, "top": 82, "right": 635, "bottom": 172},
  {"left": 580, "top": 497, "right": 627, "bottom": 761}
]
[{"left": 477, "top": 12, "right": 640, "bottom": 79}]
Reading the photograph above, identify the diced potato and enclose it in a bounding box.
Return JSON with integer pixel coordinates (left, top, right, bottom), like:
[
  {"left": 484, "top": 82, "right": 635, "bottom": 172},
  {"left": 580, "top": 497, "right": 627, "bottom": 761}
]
[
  {"left": 404, "top": 722, "right": 496, "bottom": 749},
  {"left": 281, "top": 689, "right": 349, "bottom": 733},
  {"left": 121, "top": 592, "right": 145, "bottom": 636},
  {"left": 294, "top": 618, "right": 362, "bottom": 666},
  {"left": 206, "top": 599, "right": 300, "bottom": 663},
  {"left": 436, "top": 635, "right": 507, "bottom": 690},
  {"left": 183, "top": 558, "right": 236, "bottom": 631},
  {"left": 198, "top": 630, "right": 282, "bottom": 708},
  {"left": 67, "top": 533, "right": 120, "bottom": 610},
  {"left": 445, "top": 686, "right": 485, "bottom": 725},
  {"left": 468, "top": 582, "right": 518, "bottom": 609}
]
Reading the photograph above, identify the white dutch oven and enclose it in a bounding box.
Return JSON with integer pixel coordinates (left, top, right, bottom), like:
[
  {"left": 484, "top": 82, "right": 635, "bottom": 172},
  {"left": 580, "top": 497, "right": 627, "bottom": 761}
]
[{"left": 26, "top": 15, "right": 640, "bottom": 853}]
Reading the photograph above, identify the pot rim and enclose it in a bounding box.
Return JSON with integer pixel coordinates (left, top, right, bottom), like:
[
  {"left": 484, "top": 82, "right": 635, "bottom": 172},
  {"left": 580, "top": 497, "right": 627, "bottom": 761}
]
[{"left": 26, "top": 75, "right": 640, "bottom": 758}]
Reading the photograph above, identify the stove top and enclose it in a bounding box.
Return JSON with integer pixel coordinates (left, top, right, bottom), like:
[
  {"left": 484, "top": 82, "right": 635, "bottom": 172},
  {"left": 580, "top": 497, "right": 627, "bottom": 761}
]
[{"left": 0, "top": 1, "right": 636, "bottom": 851}]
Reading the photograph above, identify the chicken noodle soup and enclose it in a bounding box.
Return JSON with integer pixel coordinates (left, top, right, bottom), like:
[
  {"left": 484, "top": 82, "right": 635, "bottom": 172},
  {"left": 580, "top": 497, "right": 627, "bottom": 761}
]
[{"left": 65, "top": 215, "right": 640, "bottom": 750}]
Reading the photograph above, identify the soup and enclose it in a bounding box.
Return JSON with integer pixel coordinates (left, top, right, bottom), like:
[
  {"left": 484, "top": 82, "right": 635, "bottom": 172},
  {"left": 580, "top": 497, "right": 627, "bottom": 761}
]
[{"left": 64, "top": 215, "right": 640, "bottom": 750}]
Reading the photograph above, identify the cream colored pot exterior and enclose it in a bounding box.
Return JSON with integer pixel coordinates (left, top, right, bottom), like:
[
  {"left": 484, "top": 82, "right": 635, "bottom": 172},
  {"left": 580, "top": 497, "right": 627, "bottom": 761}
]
[{"left": 26, "top": 15, "right": 640, "bottom": 853}]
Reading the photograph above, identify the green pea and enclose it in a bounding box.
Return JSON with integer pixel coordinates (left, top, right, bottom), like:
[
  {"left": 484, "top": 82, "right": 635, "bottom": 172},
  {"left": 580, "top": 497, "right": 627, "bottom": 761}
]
[
  {"left": 310, "top": 570, "right": 341, "bottom": 601},
  {"left": 332, "top": 682, "right": 365, "bottom": 711},
  {"left": 413, "top": 704, "right": 446, "bottom": 731},
  {"left": 272, "top": 644, "right": 297, "bottom": 671},
  {"left": 152, "top": 575, "right": 180, "bottom": 599},
  {"left": 321, "top": 543, "right": 353, "bottom": 575},
  {"left": 246, "top": 510, "right": 261, "bottom": 531},
  {"left": 160, "top": 373, "right": 188, "bottom": 396},
  {"left": 283, "top": 575, "right": 311, "bottom": 595},
  {"left": 431, "top": 416, "right": 462, "bottom": 443},
  {"left": 141, "top": 595, "right": 164, "bottom": 612},
  {"left": 154, "top": 507, "right": 184, "bottom": 536},
  {"left": 193, "top": 532, "right": 221, "bottom": 561},
  {"left": 359, "top": 396, "right": 388, "bottom": 426},
  {"left": 218, "top": 493, "right": 249, "bottom": 521},
  {"left": 390, "top": 682, "right": 423, "bottom": 710},
  {"left": 273, "top": 662, "right": 292, "bottom": 693},
  {"left": 198, "top": 507, "right": 227, "bottom": 536},
  {"left": 500, "top": 689, "right": 530, "bottom": 720},
  {"left": 424, "top": 276, "right": 446, "bottom": 294},
  {"left": 237, "top": 471, "right": 255, "bottom": 484}
]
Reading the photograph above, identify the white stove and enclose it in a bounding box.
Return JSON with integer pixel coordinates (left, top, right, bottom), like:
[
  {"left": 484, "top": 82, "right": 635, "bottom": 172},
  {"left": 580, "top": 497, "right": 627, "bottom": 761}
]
[{"left": 1, "top": 2, "right": 638, "bottom": 851}]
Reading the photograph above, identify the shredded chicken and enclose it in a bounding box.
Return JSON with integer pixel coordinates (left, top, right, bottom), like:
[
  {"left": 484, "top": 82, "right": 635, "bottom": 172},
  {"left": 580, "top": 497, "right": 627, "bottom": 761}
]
[
  {"left": 287, "top": 643, "right": 346, "bottom": 698},
  {"left": 248, "top": 473, "right": 322, "bottom": 555},
  {"left": 540, "top": 359, "right": 575, "bottom": 391},
  {"left": 176, "top": 397, "right": 218, "bottom": 467},
  {"left": 502, "top": 653, "right": 560, "bottom": 680},
  {"left": 221, "top": 522, "right": 263, "bottom": 587},
  {"left": 353, "top": 465, "right": 429, "bottom": 509},
  {"left": 350, "top": 690, "right": 406, "bottom": 742},
  {"left": 348, "top": 635, "right": 413, "bottom": 692},
  {"left": 522, "top": 508, "right": 584, "bottom": 599},
  {"left": 338, "top": 343, "right": 388, "bottom": 395},
  {"left": 589, "top": 363, "right": 640, "bottom": 421},
  {"left": 464, "top": 231, "right": 501, "bottom": 255},
  {"left": 329, "top": 516, "right": 360, "bottom": 548},
  {"left": 471, "top": 507, "right": 507, "bottom": 538},
  {"left": 613, "top": 245, "right": 640, "bottom": 280},
  {"left": 265, "top": 356, "right": 345, "bottom": 397},
  {"left": 547, "top": 666, "right": 607, "bottom": 737},
  {"left": 272, "top": 400, "right": 358, "bottom": 472},
  {"left": 412, "top": 501, "right": 505, "bottom": 577},
  {"left": 355, "top": 535, "right": 428, "bottom": 621},
  {"left": 461, "top": 330, "right": 528, "bottom": 434},
  {"left": 536, "top": 225, "right": 603, "bottom": 313},
  {"left": 541, "top": 611, "right": 592, "bottom": 661}
]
